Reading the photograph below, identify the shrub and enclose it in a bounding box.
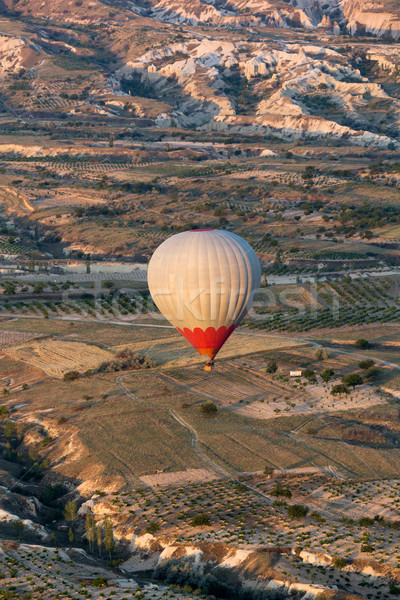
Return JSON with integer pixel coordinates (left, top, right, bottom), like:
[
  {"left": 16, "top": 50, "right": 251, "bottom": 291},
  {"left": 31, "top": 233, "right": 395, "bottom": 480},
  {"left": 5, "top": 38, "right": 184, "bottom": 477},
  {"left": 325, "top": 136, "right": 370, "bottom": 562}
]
[
  {"left": 287, "top": 504, "right": 309, "bottom": 519},
  {"left": 359, "top": 359, "right": 375, "bottom": 370},
  {"left": 333, "top": 557, "right": 346, "bottom": 569},
  {"left": 146, "top": 522, "right": 160, "bottom": 534},
  {"left": 303, "top": 369, "right": 317, "bottom": 383},
  {"left": 92, "top": 577, "right": 108, "bottom": 587},
  {"left": 264, "top": 465, "right": 274, "bottom": 476},
  {"left": 390, "top": 585, "right": 400, "bottom": 595},
  {"left": 355, "top": 338, "right": 371, "bottom": 349},
  {"left": 0, "top": 405, "right": 9, "bottom": 417},
  {"left": 271, "top": 482, "right": 292, "bottom": 498},
  {"left": 364, "top": 367, "right": 381, "bottom": 381},
  {"left": 190, "top": 513, "right": 211, "bottom": 527},
  {"left": 200, "top": 401, "right": 218, "bottom": 415},
  {"left": 314, "top": 348, "right": 327, "bottom": 360},
  {"left": 358, "top": 517, "right": 374, "bottom": 527},
  {"left": 331, "top": 384, "right": 349, "bottom": 396},
  {"left": 63, "top": 371, "right": 80, "bottom": 381},
  {"left": 266, "top": 361, "right": 278, "bottom": 374}
]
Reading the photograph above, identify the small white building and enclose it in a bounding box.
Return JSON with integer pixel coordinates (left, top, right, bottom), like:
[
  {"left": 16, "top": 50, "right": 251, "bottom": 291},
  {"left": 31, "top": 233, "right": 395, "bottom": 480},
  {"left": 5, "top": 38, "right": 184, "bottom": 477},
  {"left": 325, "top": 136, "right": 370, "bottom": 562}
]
[{"left": 290, "top": 370, "right": 302, "bottom": 377}]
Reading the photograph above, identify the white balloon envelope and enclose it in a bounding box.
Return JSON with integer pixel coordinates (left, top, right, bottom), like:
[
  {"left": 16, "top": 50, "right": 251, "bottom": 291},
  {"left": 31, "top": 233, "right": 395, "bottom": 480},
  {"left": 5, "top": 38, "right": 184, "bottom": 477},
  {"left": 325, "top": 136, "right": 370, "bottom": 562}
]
[{"left": 148, "top": 229, "right": 261, "bottom": 362}]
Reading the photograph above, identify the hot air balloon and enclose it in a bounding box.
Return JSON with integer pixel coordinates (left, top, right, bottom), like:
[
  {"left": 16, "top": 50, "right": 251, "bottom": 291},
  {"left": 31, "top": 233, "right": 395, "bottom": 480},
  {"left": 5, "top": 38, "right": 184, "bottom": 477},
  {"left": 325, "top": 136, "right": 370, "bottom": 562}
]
[{"left": 148, "top": 229, "right": 261, "bottom": 370}]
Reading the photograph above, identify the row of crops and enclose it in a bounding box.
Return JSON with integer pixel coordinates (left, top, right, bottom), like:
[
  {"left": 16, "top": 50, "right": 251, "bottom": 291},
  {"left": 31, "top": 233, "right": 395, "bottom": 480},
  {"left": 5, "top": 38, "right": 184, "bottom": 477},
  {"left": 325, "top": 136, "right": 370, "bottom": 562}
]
[
  {"left": 0, "top": 292, "right": 157, "bottom": 319},
  {"left": 318, "top": 277, "right": 395, "bottom": 306},
  {"left": 253, "top": 305, "right": 400, "bottom": 332}
]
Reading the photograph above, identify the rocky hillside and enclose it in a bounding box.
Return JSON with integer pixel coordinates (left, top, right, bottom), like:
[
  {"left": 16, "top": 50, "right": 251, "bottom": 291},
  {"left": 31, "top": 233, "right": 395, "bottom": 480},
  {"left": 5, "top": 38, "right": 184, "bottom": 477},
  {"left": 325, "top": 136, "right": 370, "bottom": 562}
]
[
  {"left": 125, "top": 0, "right": 400, "bottom": 38},
  {"left": 0, "top": 0, "right": 398, "bottom": 149}
]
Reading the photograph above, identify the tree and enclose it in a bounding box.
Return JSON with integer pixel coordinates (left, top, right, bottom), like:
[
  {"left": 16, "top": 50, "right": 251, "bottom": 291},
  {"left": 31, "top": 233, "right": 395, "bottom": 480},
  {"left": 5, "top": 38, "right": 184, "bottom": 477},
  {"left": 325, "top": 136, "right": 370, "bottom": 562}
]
[
  {"left": 303, "top": 369, "right": 317, "bottom": 383},
  {"left": 359, "top": 359, "right": 375, "bottom": 370},
  {"left": 0, "top": 405, "right": 9, "bottom": 420},
  {"left": 103, "top": 518, "right": 115, "bottom": 563},
  {"left": 64, "top": 500, "right": 78, "bottom": 525},
  {"left": 86, "top": 510, "right": 95, "bottom": 553},
  {"left": 342, "top": 373, "right": 363, "bottom": 389},
  {"left": 68, "top": 528, "right": 74, "bottom": 546},
  {"left": 264, "top": 465, "right": 274, "bottom": 476},
  {"left": 12, "top": 520, "right": 24, "bottom": 541},
  {"left": 321, "top": 368, "right": 334, "bottom": 383},
  {"left": 266, "top": 361, "right": 278, "bottom": 374},
  {"left": 96, "top": 525, "right": 102, "bottom": 557},
  {"left": 355, "top": 339, "right": 371, "bottom": 349},
  {"left": 4, "top": 420, "right": 16, "bottom": 439}
]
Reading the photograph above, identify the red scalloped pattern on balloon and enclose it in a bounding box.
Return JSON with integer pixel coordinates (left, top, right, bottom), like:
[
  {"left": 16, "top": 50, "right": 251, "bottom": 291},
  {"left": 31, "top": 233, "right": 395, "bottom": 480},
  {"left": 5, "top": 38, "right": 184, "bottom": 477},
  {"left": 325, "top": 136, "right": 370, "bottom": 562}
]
[{"left": 177, "top": 324, "right": 236, "bottom": 359}]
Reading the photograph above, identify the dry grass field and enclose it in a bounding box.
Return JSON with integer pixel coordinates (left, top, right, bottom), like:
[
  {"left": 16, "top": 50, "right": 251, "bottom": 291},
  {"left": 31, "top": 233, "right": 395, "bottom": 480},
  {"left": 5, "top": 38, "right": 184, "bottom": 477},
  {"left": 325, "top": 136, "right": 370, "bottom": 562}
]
[
  {"left": 4, "top": 339, "right": 113, "bottom": 378},
  {"left": 1, "top": 316, "right": 400, "bottom": 493}
]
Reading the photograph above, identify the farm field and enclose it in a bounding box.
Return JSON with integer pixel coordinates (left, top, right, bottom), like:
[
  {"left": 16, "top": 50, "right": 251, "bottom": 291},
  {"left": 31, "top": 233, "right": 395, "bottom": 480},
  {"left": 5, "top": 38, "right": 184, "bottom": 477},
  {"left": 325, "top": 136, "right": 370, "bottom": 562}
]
[
  {"left": 0, "top": 541, "right": 195, "bottom": 600},
  {"left": 87, "top": 473, "right": 400, "bottom": 598},
  {"left": 4, "top": 338, "right": 113, "bottom": 378}
]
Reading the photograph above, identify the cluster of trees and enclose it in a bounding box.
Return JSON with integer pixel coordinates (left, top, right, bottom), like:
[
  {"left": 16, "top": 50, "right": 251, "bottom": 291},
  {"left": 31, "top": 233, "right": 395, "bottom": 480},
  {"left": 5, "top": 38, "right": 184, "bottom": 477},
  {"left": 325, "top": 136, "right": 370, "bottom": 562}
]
[
  {"left": 63, "top": 501, "right": 115, "bottom": 562},
  {"left": 85, "top": 511, "right": 114, "bottom": 561},
  {"left": 98, "top": 349, "right": 156, "bottom": 373}
]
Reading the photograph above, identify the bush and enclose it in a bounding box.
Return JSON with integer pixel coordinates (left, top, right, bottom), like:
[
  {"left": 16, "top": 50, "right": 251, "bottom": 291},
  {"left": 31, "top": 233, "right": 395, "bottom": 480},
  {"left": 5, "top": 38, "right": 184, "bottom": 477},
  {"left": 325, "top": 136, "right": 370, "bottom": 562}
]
[
  {"left": 190, "top": 513, "right": 211, "bottom": 527},
  {"left": 271, "top": 482, "right": 292, "bottom": 498},
  {"left": 332, "top": 557, "right": 346, "bottom": 569},
  {"left": 303, "top": 369, "right": 317, "bottom": 383},
  {"left": 364, "top": 367, "right": 381, "bottom": 381},
  {"left": 359, "top": 359, "right": 375, "bottom": 370},
  {"left": 266, "top": 361, "right": 278, "bottom": 374},
  {"left": 63, "top": 371, "right": 80, "bottom": 381},
  {"left": 389, "top": 585, "right": 400, "bottom": 595},
  {"left": 355, "top": 338, "right": 371, "bottom": 349},
  {"left": 200, "top": 401, "right": 218, "bottom": 415},
  {"left": 287, "top": 504, "right": 309, "bottom": 519},
  {"left": 92, "top": 577, "right": 108, "bottom": 587},
  {"left": 331, "top": 384, "right": 349, "bottom": 396},
  {"left": 0, "top": 405, "right": 9, "bottom": 417},
  {"left": 358, "top": 516, "right": 374, "bottom": 527},
  {"left": 146, "top": 522, "right": 160, "bottom": 534},
  {"left": 314, "top": 348, "right": 327, "bottom": 360},
  {"left": 264, "top": 466, "right": 274, "bottom": 476}
]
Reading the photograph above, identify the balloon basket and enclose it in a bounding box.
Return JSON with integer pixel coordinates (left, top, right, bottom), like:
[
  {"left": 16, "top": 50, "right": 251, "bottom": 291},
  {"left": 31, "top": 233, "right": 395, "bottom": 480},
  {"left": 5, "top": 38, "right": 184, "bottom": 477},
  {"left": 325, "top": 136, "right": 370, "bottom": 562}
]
[{"left": 204, "top": 361, "right": 215, "bottom": 372}]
